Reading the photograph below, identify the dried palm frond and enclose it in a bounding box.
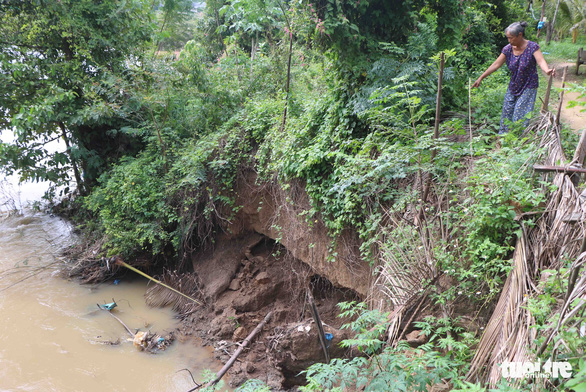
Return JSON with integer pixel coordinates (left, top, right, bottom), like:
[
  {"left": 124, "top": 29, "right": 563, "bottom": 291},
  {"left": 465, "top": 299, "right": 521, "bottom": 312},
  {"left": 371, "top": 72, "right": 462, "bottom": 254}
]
[
  {"left": 370, "top": 210, "right": 441, "bottom": 345},
  {"left": 145, "top": 269, "right": 202, "bottom": 317},
  {"left": 374, "top": 221, "right": 436, "bottom": 307},
  {"left": 466, "top": 233, "right": 533, "bottom": 384},
  {"left": 467, "top": 111, "right": 586, "bottom": 386}
]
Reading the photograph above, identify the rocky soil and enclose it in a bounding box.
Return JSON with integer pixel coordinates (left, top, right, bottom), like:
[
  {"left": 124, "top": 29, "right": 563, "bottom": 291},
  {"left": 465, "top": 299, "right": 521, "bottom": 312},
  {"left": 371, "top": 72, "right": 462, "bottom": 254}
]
[{"left": 177, "top": 232, "right": 360, "bottom": 390}]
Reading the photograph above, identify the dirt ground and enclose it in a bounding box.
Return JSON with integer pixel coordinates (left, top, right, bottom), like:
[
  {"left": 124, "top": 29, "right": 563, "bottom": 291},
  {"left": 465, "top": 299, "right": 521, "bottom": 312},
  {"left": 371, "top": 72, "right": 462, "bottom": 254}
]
[
  {"left": 175, "top": 233, "right": 360, "bottom": 390},
  {"left": 549, "top": 60, "right": 586, "bottom": 132}
]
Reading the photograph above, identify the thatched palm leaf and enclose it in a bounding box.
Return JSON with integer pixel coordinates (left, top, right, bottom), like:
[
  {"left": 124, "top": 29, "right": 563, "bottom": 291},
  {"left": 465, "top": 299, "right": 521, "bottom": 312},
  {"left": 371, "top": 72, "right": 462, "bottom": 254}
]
[{"left": 467, "top": 112, "right": 586, "bottom": 386}]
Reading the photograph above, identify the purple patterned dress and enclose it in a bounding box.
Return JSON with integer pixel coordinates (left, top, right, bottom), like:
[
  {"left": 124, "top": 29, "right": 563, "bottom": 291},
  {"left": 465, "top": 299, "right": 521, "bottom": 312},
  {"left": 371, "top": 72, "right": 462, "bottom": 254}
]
[{"left": 499, "top": 41, "right": 540, "bottom": 133}]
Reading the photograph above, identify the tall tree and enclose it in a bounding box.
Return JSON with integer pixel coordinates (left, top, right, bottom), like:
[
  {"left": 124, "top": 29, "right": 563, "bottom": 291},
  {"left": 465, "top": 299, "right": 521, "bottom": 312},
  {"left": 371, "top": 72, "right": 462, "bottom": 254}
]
[{"left": 0, "top": 0, "right": 153, "bottom": 192}]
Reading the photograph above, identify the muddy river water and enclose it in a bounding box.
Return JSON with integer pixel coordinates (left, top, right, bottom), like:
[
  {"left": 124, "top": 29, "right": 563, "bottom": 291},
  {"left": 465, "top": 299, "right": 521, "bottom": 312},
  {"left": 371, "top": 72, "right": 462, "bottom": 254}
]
[{"left": 0, "top": 187, "right": 226, "bottom": 391}]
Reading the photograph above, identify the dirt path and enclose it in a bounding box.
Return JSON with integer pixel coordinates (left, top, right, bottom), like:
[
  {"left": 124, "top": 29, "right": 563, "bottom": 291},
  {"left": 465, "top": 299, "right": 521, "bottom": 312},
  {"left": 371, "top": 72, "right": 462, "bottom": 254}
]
[{"left": 550, "top": 61, "right": 586, "bottom": 132}]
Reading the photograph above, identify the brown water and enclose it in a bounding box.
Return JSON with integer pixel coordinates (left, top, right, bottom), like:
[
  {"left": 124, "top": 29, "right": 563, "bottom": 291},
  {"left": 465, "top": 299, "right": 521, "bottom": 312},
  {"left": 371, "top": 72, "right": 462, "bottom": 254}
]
[{"left": 0, "top": 212, "right": 222, "bottom": 391}]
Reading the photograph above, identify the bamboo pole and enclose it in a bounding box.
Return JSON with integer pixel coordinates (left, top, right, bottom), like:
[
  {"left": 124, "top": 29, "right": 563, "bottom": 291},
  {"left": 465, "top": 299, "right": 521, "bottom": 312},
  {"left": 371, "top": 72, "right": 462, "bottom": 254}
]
[
  {"left": 534, "top": 165, "right": 586, "bottom": 174},
  {"left": 115, "top": 260, "right": 202, "bottom": 306}
]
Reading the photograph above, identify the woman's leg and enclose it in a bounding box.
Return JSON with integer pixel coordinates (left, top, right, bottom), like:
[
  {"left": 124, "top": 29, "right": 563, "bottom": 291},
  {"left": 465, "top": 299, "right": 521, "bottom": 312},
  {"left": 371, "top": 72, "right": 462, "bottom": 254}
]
[
  {"left": 512, "top": 87, "right": 538, "bottom": 127},
  {"left": 500, "top": 89, "right": 517, "bottom": 134}
]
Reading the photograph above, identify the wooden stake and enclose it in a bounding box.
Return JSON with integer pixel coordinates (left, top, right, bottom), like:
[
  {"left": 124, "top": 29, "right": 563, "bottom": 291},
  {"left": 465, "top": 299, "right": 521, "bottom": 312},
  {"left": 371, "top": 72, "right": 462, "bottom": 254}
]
[
  {"left": 555, "top": 66, "right": 568, "bottom": 127},
  {"left": 541, "top": 73, "right": 554, "bottom": 112},
  {"left": 195, "top": 311, "right": 273, "bottom": 391},
  {"left": 308, "top": 290, "right": 330, "bottom": 363},
  {"left": 572, "top": 128, "right": 586, "bottom": 167}
]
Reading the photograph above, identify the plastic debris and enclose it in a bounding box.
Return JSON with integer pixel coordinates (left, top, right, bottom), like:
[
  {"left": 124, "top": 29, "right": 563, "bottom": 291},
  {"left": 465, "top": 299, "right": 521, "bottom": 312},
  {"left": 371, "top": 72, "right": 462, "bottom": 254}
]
[
  {"left": 325, "top": 333, "right": 333, "bottom": 349},
  {"left": 113, "top": 279, "right": 121, "bottom": 285},
  {"left": 132, "top": 331, "right": 148, "bottom": 350},
  {"left": 98, "top": 301, "right": 117, "bottom": 311}
]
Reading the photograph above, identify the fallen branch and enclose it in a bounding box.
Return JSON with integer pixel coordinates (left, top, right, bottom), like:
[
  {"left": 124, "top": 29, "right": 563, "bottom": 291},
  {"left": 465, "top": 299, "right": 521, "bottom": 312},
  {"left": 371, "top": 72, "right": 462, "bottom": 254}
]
[
  {"left": 97, "top": 304, "right": 134, "bottom": 337},
  {"left": 188, "top": 311, "right": 273, "bottom": 391}
]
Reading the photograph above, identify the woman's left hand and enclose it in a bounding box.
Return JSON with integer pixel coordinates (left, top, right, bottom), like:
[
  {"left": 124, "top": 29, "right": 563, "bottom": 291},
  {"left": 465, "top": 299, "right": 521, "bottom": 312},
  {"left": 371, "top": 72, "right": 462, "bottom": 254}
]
[{"left": 546, "top": 68, "right": 556, "bottom": 76}]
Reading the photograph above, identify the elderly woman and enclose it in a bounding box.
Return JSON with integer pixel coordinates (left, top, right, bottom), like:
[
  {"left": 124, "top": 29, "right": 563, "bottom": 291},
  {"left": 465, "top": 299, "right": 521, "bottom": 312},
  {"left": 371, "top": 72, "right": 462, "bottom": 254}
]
[{"left": 473, "top": 21, "right": 555, "bottom": 133}]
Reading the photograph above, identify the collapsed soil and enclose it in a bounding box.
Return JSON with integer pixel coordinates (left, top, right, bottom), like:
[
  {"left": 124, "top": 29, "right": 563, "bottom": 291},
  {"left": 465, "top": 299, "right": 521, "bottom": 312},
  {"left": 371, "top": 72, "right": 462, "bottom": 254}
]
[{"left": 175, "top": 232, "right": 361, "bottom": 390}]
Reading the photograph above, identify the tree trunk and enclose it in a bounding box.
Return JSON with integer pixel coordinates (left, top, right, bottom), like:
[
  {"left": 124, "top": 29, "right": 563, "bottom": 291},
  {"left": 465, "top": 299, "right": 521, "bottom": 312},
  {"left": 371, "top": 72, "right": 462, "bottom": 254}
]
[
  {"left": 536, "top": 0, "right": 546, "bottom": 38},
  {"left": 546, "top": 0, "right": 561, "bottom": 45},
  {"left": 59, "top": 122, "right": 84, "bottom": 195}
]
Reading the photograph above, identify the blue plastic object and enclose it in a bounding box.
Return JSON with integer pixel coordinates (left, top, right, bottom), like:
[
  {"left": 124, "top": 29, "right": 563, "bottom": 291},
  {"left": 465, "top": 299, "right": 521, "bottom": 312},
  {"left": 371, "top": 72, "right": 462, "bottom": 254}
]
[
  {"left": 113, "top": 279, "right": 121, "bottom": 285},
  {"left": 537, "top": 21, "right": 545, "bottom": 29},
  {"left": 99, "top": 302, "right": 117, "bottom": 311},
  {"left": 325, "top": 333, "right": 333, "bottom": 341}
]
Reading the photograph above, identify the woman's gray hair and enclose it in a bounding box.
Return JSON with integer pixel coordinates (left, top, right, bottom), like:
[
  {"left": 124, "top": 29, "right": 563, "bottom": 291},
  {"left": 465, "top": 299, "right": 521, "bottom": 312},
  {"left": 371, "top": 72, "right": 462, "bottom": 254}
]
[{"left": 505, "top": 21, "right": 528, "bottom": 37}]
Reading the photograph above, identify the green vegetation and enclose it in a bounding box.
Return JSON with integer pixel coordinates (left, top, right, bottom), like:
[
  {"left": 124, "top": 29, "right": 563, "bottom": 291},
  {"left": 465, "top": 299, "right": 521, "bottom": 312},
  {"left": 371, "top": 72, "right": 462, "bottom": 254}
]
[{"left": 2, "top": 0, "right": 586, "bottom": 391}]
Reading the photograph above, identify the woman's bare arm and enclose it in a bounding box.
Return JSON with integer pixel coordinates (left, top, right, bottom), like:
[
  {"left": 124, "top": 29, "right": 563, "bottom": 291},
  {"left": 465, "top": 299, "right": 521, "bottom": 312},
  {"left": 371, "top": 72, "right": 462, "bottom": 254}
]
[
  {"left": 472, "top": 53, "right": 507, "bottom": 88},
  {"left": 533, "top": 49, "right": 555, "bottom": 76}
]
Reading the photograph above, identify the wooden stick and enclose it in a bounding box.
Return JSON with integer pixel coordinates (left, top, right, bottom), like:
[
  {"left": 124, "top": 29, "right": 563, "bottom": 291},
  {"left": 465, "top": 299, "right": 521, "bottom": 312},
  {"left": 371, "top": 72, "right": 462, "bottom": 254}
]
[
  {"left": 468, "top": 77, "right": 473, "bottom": 157},
  {"left": 115, "top": 259, "right": 202, "bottom": 306},
  {"left": 541, "top": 73, "right": 554, "bottom": 112},
  {"left": 97, "top": 305, "right": 135, "bottom": 337},
  {"left": 572, "top": 128, "right": 586, "bottom": 166},
  {"left": 422, "top": 52, "right": 446, "bottom": 203},
  {"left": 394, "top": 290, "right": 428, "bottom": 346},
  {"left": 533, "top": 164, "right": 586, "bottom": 174},
  {"left": 197, "top": 311, "right": 273, "bottom": 391},
  {"left": 308, "top": 290, "right": 330, "bottom": 363},
  {"left": 555, "top": 66, "right": 568, "bottom": 126}
]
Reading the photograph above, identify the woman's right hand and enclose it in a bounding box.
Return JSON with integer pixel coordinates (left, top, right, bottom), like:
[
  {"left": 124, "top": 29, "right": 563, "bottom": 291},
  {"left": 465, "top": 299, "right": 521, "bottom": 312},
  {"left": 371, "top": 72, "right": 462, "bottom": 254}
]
[{"left": 472, "top": 78, "right": 482, "bottom": 88}]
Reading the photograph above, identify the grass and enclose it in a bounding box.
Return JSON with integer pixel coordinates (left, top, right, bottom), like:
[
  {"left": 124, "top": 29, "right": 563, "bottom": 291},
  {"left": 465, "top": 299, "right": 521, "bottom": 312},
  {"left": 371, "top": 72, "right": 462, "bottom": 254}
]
[{"left": 538, "top": 35, "right": 586, "bottom": 62}]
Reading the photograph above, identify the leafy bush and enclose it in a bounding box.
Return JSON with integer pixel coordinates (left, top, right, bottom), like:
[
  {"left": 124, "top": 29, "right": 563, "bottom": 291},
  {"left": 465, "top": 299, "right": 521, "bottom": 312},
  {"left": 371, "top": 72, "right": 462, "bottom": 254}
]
[
  {"left": 299, "top": 302, "right": 466, "bottom": 391},
  {"left": 84, "top": 151, "right": 178, "bottom": 258}
]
